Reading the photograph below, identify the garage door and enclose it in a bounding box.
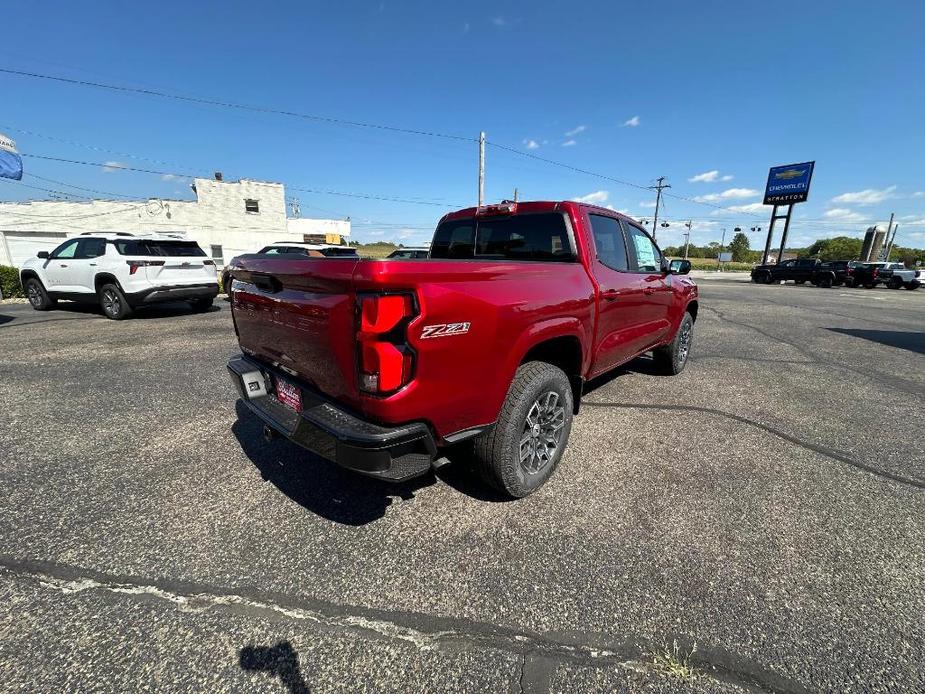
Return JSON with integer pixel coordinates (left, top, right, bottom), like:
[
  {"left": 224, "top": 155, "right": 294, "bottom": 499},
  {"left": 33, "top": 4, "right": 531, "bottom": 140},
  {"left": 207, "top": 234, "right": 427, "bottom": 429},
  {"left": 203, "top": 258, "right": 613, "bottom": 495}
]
[{"left": 1, "top": 232, "right": 66, "bottom": 267}]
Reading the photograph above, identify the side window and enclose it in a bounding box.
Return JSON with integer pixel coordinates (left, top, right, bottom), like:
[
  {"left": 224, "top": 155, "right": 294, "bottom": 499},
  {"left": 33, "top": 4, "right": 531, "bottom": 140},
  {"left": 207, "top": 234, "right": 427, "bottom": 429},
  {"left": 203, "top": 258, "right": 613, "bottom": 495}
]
[
  {"left": 430, "top": 220, "right": 475, "bottom": 259},
  {"left": 588, "top": 214, "right": 628, "bottom": 271},
  {"left": 76, "top": 238, "right": 106, "bottom": 259},
  {"left": 262, "top": 247, "right": 284, "bottom": 255},
  {"left": 50, "top": 239, "right": 80, "bottom": 259},
  {"left": 623, "top": 223, "right": 661, "bottom": 273}
]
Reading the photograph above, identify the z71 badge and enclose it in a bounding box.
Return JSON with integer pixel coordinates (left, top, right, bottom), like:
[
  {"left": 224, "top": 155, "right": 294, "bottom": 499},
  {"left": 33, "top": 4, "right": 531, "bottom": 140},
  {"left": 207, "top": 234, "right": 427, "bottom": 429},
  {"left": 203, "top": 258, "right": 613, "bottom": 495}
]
[{"left": 420, "top": 322, "right": 471, "bottom": 339}]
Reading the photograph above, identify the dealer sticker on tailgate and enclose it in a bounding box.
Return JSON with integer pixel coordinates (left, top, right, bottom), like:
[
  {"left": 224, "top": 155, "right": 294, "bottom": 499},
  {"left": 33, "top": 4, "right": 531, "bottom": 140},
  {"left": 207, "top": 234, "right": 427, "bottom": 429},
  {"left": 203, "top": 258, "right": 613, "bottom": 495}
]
[{"left": 274, "top": 377, "right": 302, "bottom": 412}]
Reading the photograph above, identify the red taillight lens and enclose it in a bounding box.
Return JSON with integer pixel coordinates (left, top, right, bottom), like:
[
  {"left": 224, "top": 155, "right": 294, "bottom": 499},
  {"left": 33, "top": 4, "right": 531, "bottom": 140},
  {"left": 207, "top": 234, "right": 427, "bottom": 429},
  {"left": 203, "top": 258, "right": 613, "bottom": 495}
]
[
  {"left": 126, "top": 260, "right": 165, "bottom": 275},
  {"left": 872, "top": 269, "right": 879, "bottom": 278},
  {"left": 357, "top": 294, "right": 415, "bottom": 395}
]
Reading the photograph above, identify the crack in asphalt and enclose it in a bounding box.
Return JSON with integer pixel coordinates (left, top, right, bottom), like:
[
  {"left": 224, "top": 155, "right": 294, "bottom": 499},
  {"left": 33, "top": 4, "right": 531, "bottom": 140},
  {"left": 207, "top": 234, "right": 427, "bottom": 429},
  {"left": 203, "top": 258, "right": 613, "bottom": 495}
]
[
  {"left": 581, "top": 401, "right": 925, "bottom": 489},
  {"left": 0, "top": 555, "right": 809, "bottom": 694},
  {"left": 701, "top": 305, "right": 923, "bottom": 398}
]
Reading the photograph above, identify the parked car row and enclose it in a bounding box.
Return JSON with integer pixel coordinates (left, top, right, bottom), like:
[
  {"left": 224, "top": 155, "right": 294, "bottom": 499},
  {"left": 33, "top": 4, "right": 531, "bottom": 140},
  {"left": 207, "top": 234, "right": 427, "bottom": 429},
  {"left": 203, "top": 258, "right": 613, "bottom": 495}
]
[{"left": 750, "top": 258, "right": 921, "bottom": 290}]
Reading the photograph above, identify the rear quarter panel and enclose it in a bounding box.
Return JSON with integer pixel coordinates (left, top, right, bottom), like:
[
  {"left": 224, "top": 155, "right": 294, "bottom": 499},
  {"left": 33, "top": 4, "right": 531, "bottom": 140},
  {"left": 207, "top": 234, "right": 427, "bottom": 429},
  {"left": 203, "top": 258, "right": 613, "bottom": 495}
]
[{"left": 354, "top": 259, "right": 595, "bottom": 440}]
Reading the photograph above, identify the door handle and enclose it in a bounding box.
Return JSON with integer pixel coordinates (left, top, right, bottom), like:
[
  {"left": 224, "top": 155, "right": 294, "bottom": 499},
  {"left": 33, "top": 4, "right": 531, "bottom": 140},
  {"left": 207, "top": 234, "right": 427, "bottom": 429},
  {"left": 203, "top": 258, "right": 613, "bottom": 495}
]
[
  {"left": 59, "top": 264, "right": 68, "bottom": 268},
  {"left": 89, "top": 263, "right": 97, "bottom": 266},
  {"left": 601, "top": 289, "right": 621, "bottom": 301}
]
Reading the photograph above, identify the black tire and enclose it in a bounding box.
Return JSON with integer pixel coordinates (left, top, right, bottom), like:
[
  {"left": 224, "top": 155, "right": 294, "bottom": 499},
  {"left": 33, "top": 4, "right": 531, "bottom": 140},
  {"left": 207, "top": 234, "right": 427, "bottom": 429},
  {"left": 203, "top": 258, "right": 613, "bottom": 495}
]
[
  {"left": 99, "top": 283, "right": 133, "bottom": 320},
  {"left": 762, "top": 272, "right": 774, "bottom": 285},
  {"left": 190, "top": 297, "right": 213, "bottom": 312},
  {"left": 833, "top": 279, "right": 844, "bottom": 286},
  {"left": 888, "top": 277, "right": 903, "bottom": 290},
  {"left": 863, "top": 283, "right": 875, "bottom": 289},
  {"left": 472, "top": 361, "right": 573, "bottom": 498},
  {"left": 24, "top": 277, "right": 55, "bottom": 311},
  {"left": 818, "top": 275, "right": 833, "bottom": 288},
  {"left": 751, "top": 274, "right": 761, "bottom": 284},
  {"left": 905, "top": 282, "right": 920, "bottom": 291},
  {"left": 653, "top": 311, "right": 694, "bottom": 375}
]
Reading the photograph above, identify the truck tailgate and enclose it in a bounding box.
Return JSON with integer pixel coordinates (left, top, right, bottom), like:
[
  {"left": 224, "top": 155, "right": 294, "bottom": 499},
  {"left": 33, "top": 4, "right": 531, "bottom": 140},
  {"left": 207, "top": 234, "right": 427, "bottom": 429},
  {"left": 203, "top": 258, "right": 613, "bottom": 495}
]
[{"left": 230, "top": 256, "right": 361, "bottom": 406}]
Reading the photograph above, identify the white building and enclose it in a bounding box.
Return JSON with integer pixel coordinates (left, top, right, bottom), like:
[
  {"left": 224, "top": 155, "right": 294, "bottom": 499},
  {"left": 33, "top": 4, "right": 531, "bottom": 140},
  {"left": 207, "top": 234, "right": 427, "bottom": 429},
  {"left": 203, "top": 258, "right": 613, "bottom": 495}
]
[{"left": 0, "top": 176, "right": 350, "bottom": 267}]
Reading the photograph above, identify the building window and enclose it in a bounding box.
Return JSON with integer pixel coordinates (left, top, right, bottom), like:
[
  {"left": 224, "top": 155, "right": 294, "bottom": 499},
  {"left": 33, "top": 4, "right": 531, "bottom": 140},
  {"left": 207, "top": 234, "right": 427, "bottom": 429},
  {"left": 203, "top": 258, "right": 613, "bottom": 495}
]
[
  {"left": 245, "top": 199, "right": 259, "bottom": 214},
  {"left": 211, "top": 245, "right": 224, "bottom": 265}
]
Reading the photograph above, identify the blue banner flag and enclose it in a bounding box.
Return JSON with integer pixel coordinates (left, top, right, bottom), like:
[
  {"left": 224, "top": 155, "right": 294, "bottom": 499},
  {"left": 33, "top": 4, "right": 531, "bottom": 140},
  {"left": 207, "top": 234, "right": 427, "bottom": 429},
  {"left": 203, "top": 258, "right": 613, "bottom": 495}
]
[{"left": 0, "top": 132, "right": 23, "bottom": 180}]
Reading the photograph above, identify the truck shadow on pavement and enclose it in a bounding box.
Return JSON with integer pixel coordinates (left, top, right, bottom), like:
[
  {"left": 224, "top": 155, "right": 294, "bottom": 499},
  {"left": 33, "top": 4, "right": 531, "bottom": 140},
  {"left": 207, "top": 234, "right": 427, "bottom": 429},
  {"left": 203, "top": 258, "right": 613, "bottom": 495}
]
[
  {"left": 231, "top": 402, "right": 511, "bottom": 524},
  {"left": 827, "top": 328, "right": 925, "bottom": 355},
  {"left": 239, "top": 641, "right": 309, "bottom": 693},
  {"left": 17, "top": 301, "right": 221, "bottom": 320}
]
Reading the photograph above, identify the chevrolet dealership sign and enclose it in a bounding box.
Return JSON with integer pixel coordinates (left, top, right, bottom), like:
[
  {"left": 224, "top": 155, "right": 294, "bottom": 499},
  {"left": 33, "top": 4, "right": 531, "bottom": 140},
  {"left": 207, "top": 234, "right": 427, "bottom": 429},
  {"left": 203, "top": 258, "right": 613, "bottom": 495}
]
[{"left": 763, "top": 161, "right": 815, "bottom": 205}]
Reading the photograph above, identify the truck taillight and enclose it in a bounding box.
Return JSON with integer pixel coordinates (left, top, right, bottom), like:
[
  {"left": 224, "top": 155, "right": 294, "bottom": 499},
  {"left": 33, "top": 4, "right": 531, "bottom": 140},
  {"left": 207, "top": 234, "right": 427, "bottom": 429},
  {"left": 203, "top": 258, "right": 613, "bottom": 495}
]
[
  {"left": 126, "top": 260, "right": 165, "bottom": 275},
  {"left": 357, "top": 294, "right": 416, "bottom": 395}
]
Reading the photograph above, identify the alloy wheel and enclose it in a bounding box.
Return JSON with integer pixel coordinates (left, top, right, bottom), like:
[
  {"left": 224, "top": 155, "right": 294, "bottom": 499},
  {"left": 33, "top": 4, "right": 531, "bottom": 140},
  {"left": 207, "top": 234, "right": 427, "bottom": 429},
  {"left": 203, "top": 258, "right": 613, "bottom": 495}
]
[
  {"left": 103, "top": 289, "right": 120, "bottom": 316},
  {"left": 519, "top": 391, "right": 566, "bottom": 475},
  {"left": 27, "top": 283, "right": 41, "bottom": 307}
]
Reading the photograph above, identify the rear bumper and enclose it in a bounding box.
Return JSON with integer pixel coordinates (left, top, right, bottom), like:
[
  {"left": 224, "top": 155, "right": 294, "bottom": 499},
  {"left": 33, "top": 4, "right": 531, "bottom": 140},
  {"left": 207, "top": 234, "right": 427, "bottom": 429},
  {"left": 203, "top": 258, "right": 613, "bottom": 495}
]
[
  {"left": 227, "top": 355, "right": 437, "bottom": 482},
  {"left": 127, "top": 283, "right": 219, "bottom": 306}
]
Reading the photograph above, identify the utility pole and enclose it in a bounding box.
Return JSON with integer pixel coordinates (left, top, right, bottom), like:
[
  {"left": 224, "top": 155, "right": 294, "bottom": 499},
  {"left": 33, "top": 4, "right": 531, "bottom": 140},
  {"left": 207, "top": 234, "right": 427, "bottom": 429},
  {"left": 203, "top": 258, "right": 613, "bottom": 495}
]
[
  {"left": 884, "top": 224, "right": 899, "bottom": 261},
  {"left": 649, "top": 176, "right": 670, "bottom": 242},
  {"left": 881, "top": 212, "right": 895, "bottom": 260},
  {"left": 683, "top": 220, "right": 692, "bottom": 259},
  {"left": 478, "top": 131, "right": 485, "bottom": 207}
]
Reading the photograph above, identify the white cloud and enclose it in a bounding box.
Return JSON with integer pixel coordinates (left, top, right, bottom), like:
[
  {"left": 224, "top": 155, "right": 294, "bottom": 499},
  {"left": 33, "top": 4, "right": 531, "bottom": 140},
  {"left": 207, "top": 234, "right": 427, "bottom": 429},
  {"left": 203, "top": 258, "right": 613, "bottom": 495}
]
[
  {"left": 899, "top": 217, "right": 925, "bottom": 226},
  {"left": 912, "top": 191, "right": 925, "bottom": 198},
  {"left": 571, "top": 190, "right": 609, "bottom": 204},
  {"left": 622, "top": 116, "right": 640, "bottom": 127},
  {"left": 688, "top": 170, "right": 735, "bottom": 183},
  {"left": 564, "top": 125, "right": 586, "bottom": 137},
  {"left": 831, "top": 185, "right": 897, "bottom": 205},
  {"left": 694, "top": 187, "right": 760, "bottom": 203},
  {"left": 639, "top": 201, "right": 656, "bottom": 208},
  {"left": 523, "top": 139, "right": 540, "bottom": 150},
  {"left": 711, "top": 202, "right": 768, "bottom": 215},
  {"left": 689, "top": 170, "right": 719, "bottom": 183},
  {"left": 491, "top": 16, "right": 507, "bottom": 26},
  {"left": 562, "top": 139, "right": 577, "bottom": 147},
  {"left": 102, "top": 161, "right": 126, "bottom": 172},
  {"left": 462, "top": 22, "right": 470, "bottom": 33},
  {"left": 823, "top": 208, "right": 869, "bottom": 223}
]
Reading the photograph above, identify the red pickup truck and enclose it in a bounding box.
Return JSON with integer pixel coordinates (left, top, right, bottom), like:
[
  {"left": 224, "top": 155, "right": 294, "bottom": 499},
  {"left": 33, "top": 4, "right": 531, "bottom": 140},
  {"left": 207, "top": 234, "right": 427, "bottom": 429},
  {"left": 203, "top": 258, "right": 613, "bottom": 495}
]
[{"left": 227, "top": 201, "right": 698, "bottom": 497}]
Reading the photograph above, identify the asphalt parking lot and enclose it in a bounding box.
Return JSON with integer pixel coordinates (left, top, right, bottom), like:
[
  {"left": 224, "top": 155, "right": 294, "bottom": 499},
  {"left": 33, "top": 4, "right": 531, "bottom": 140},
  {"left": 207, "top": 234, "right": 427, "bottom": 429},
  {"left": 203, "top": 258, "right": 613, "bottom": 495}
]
[{"left": 0, "top": 281, "right": 922, "bottom": 693}]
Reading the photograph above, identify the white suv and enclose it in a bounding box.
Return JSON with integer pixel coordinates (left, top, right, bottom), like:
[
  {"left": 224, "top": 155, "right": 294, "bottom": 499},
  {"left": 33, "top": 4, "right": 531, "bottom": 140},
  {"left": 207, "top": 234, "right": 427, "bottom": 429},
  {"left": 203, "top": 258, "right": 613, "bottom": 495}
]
[{"left": 19, "top": 233, "right": 219, "bottom": 320}]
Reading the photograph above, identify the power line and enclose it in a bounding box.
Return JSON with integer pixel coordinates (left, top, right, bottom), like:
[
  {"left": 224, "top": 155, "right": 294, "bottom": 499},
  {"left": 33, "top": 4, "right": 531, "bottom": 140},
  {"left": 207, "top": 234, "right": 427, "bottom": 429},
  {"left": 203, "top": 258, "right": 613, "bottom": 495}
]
[
  {"left": 0, "top": 67, "right": 474, "bottom": 142},
  {"left": 17, "top": 153, "right": 461, "bottom": 208}
]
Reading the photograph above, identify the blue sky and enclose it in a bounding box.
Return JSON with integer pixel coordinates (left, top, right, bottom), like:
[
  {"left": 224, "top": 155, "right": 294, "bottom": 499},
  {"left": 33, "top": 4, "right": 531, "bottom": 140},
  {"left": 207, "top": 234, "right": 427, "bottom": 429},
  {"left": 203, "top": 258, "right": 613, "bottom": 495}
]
[{"left": 2, "top": 0, "right": 925, "bottom": 248}]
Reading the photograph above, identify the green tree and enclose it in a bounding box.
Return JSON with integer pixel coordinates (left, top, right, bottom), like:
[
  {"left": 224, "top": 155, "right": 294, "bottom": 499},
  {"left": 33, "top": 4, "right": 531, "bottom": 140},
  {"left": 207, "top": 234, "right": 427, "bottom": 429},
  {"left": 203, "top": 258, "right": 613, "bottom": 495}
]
[
  {"left": 728, "top": 232, "right": 751, "bottom": 262},
  {"left": 805, "top": 236, "right": 863, "bottom": 261}
]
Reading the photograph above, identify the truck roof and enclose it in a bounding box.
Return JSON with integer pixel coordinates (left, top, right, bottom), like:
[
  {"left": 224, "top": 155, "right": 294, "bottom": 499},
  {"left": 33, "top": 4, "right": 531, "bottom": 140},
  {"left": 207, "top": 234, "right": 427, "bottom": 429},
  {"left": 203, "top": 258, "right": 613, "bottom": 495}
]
[{"left": 439, "top": 200, "right": 628, "bottom": 224}]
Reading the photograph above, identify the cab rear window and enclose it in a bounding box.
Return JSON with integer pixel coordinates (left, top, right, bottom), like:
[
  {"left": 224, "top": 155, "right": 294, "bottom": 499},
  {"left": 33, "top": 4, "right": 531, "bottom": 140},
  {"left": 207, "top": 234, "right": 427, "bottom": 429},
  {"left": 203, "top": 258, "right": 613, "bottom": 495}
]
[
  {"left": 113, "top": 240, "right": 206, "bottom": 257},
  {"left": 430, "top": 213, "right": 574, "bottom": 261}
]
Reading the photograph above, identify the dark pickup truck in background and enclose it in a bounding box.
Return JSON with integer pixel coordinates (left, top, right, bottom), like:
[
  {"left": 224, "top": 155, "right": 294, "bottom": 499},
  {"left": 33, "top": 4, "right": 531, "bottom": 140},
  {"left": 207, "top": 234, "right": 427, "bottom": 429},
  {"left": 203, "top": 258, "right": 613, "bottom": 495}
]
[
  {"left": 810, "top": 260, "right": 860, "bottom": 288},
  {"left": 751, "top": 258, "right": 819, "bottom": 284},
  {"left": 226, "top": 200, "right": 699, "bottom": 497}
]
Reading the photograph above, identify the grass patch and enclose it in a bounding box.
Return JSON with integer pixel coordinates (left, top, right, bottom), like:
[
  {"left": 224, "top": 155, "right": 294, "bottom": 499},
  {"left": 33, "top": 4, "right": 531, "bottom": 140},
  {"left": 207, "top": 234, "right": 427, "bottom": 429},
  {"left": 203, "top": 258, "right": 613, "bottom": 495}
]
[{"left": 651, "top": 640, "right": 698, "bottom": 682}]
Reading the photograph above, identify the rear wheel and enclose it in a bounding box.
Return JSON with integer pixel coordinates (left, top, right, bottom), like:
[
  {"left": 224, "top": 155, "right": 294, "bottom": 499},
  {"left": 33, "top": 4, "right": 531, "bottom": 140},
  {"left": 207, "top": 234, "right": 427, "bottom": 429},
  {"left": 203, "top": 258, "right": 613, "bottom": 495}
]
[
  {"left": 863, "top": 282, "right": 875, "bottom": 289},
  {"left": 99, "top": 283, "right": 133, "bottom": 320},
  {"left": 762, "top": 273, "right": 774, "bottom": 284},
  {"left": 472, "top": 362, "right": 573, "bottom": 498},
  {"left": 25, "top": 278, "right": 55, "bottom": 311},
  {"left": 818, "top": 275, "right": 833, "bottom": 288},
  {"left": 905, "top": 282, "right": 921, "bottom": 291},
  {"left": 888, "top": 277, "right": 903, "bottom": 289}
]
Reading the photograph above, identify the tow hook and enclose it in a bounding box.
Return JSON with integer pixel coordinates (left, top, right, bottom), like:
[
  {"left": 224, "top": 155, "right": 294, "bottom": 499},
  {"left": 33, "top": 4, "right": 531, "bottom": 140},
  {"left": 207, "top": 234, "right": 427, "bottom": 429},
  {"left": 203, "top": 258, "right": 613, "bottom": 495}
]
[{"left": 263, "top": 425, "right": 280, "bottom": 443}]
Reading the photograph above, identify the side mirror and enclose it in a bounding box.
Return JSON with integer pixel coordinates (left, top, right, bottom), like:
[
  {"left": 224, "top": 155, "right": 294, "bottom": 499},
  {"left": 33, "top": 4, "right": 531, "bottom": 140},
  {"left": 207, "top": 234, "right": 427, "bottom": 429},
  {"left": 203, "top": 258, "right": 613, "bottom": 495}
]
[
  {"left": 669, "top": 259, "right": 691, "bottom": 275},
  {"left": 37, "top": 251, "right": 49, "bottom": 259}
]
